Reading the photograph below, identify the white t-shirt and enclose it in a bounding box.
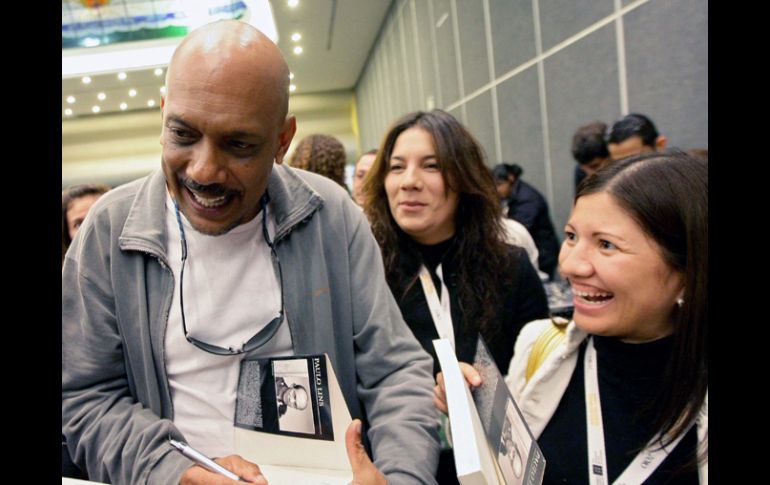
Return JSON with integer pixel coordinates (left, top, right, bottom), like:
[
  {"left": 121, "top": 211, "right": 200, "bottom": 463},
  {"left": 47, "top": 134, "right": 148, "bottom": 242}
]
[{"left": 164, "top": 192, "right": 292, "bottom": 457}]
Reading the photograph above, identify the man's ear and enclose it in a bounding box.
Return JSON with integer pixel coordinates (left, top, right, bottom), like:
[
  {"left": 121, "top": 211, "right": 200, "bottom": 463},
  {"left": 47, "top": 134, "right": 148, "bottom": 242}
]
[
  {"left": 159, "top": 96, "right": 166, "bottom": 147},
  {"left": 655, "top": 135, "right": 668, "bottom": 151},
  {"left": 274, "top": 115, "right": 297, "bottom": 165}
]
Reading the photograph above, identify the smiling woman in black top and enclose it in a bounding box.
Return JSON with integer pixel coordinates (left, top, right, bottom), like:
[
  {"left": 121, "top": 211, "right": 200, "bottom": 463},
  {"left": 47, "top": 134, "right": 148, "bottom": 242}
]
[{"left": 363, "top": 109, "right": 549, "bottom": 374}]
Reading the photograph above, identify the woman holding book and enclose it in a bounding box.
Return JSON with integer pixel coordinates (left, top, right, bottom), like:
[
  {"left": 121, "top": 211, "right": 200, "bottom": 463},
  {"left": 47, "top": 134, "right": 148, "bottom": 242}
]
[
  {"left": 436, "top": 151, "right": 708, "bottom": 483},
  {"left": 362, "top": 110, "right": 549, "bottom": 483}
]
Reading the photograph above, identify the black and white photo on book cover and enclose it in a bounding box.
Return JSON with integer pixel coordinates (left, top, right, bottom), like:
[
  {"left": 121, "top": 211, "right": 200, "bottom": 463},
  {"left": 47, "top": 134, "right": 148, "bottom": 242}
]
[
  {"left": 234, "top": 355, "right": 334, "bottom": 441},
  {"left": 472, "top": 336, "right": 545, "bottom": 485}
]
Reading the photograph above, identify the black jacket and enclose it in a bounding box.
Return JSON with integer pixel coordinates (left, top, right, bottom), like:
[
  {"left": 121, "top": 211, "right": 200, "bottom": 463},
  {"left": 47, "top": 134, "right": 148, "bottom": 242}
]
[{"left": 390, "top": 240, "right": 550, "bottom": 375}]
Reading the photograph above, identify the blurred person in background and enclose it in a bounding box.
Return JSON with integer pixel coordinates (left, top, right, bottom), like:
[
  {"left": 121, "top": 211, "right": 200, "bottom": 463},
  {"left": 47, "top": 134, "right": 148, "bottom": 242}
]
[
  {"left": 352, "top": 149, "right": 377, "bottom": 207},
  {"left": 571, "top": 121, "right": 610, "bottom": 191},
  {"left": 61, "top": 183, "right": 110, "bottom": 264},
  {"left": 288, "top": 133, "right": 348, "bottom": 190},
  {"left": 607, "top": 113, "right": 667, "bottom": 161},
  {"left": 492, "top": 163, "right": 560, "bottom": 280}
]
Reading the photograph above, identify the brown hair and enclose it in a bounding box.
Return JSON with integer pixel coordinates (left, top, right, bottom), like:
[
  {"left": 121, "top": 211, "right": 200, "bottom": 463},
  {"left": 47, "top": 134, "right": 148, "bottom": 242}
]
[
  {"left": 289, "top": 134, "right": 348, "bottom": 189},
  {"left": 363, "top": 110, "right": 511, "bottom": 337}
]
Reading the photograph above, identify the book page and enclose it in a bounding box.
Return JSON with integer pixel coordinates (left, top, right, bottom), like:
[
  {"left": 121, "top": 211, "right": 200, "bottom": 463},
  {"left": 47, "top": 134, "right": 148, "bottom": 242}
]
[{"left": 433, "top": 338, "right": 500, "bottom": 485}]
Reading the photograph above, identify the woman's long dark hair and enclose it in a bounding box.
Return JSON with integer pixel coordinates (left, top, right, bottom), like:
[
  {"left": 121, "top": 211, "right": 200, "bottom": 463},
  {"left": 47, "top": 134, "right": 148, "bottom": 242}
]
[
  {"left": 363, "top": 110, "right": 510, "bottom": 338},
  {"left": 576, "top": 150, "right": 708, "bottom": 462}
]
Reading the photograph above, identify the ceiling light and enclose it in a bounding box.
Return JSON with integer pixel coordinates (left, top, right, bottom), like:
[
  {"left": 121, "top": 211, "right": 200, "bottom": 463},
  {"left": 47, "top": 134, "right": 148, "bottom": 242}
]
[
  {"left": 118, "top": 72, "right": 127, "bottom": 80},
  {"left": 91, "top": 106, "right": 100, "bottom": 113},
  {"left": 160, "top": 86, "right": 166, "bottom": 94},
  {"left": 120, "top": 102, "right": 128, "bottom": 110},
  {"left": 82, "top": 76, "right": 92, "bottom": 84},
  {"left": 291, "top": 33, "right": 302, "bottom": 42},
  {"left": 147, "top": 99, "right": 156, "bottom": 107},
  {"left": 289, "top": 72, "right": 294, "bottom": 80},
  {"left": 64, "top": 108, "right": 73, "bottom": 116},
  {"left": 129, "top": 89, "right": 137, "bottom": 97},
  {"left": 97, "top": 92, "right": 106, "bottom": 101},
  {"left": 66, "top": 96, "right": 76, "bottom": 104},
  {"left": 289, "top": 84, "right": 297, "bottom": 92},
  {"left": 83, "top": 37, "right": 101, "bottom": 47},
  {"left": 293, "top": 46, "right": 303, "bottom": 55},
  {"left": 154, "top": 68, "right": 164, "bottom": 76},
  {"left": 288, "top": 0, "right": 299, "bottom": 7}
]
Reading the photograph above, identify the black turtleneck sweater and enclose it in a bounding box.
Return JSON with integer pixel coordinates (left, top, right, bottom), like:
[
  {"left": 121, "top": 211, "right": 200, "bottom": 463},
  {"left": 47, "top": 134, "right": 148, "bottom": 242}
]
[
  {"left": 390, "top": 237, "right": 549, "bottom": 376},
  {"left": 538, "top": 335, "right": 700, "bottom": 484}
]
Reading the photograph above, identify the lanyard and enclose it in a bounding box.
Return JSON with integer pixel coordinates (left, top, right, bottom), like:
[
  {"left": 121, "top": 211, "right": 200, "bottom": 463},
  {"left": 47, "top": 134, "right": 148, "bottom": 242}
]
[
  {"left": 584, "top": 337, "right": 694, "bottom": 485},
  {"left": 418, "top": 264, "right": 454, "bottom": 350}
]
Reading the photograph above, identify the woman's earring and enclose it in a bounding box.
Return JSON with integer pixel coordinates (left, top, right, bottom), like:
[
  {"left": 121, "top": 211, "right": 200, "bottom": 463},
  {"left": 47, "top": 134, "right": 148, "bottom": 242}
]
[{"left": 676, "top": 297, "right": 684, "bottom": 308}]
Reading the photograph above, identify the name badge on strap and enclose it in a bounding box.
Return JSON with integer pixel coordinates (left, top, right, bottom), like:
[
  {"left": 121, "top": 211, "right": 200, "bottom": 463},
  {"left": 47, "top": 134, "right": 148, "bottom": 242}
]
[
  {"left": 584, "top": 337, "right": 695, "bottom": 485},
  {"left": 418, "top": 264, "right": 454, "bottom": 350}
]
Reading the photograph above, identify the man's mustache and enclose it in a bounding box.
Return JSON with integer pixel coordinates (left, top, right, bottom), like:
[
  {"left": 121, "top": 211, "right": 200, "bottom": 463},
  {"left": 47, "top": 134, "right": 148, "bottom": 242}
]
[{"left": 178, "top": 177, "right": 241, "bottom": 198}]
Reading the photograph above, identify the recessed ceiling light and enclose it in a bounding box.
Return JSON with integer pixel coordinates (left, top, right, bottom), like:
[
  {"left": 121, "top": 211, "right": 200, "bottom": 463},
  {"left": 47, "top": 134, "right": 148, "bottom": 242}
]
[
  {"left": 118, "top": 72, "right": 127, "bottom": 80},
  {"left": 82, "top": 76, "right": 92, "bottom": 84},
  {"left": 92, "top": 106, "right": 100, "bottom": 113},
  {"left": 293, "top": 46, "right": 303, "bottom": 55},
  {"left": 66, "top": 96, "right": 76, "bottom": 104},
  {"left": 289, "top": 84, "right": 297, "bottom": 92},
  {"left": 83, "top": 37, "right": 100, "bottom": 47},
  {"left": 288, "top": 0, "right": 299, "bottom": 7},
  {"left": 147, "top": 99, "right": 156, "bottom": 107},
  {"left": 64, "top": 108, "right": 73, "bottom": 116},
  {"left": 160, "top": 86, "right": 167, "bottom": 94},
  {"left": 129, "top": 89, "right": 137, "bottom": 97},
  {"left": 154, "top": 68, "right": 164, "bottom": 76},
  {"left": 120, "top": 102, "right": 128, "bottom": 110},
  {"left": 291, "top": 33, "right": 302, "bottom": 42},
  {"left": 289, "top": 72, "right": 294, "bottom": 80},
  {"left": 97, "top": 92, "right": 106, "bottom": 101}
]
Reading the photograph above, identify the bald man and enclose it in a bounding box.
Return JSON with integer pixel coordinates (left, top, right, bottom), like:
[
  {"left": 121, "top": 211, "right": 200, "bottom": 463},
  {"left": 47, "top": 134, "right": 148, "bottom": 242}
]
[{"left": 63, "top": 20, "right": 440, "bottom": 485}]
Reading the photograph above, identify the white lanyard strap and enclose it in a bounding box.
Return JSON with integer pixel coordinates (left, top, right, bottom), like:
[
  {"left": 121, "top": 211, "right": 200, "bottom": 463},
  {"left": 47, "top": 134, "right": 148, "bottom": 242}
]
[
  {"left": 418, "top": 263, "right": 454, "bottom": 350},
  {"left": 584, "top": 338, "right": 695, "bottom": 485}
]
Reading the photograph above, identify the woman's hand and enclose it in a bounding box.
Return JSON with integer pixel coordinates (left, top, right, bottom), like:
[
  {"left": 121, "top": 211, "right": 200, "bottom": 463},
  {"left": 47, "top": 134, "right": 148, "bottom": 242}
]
[{"left": 433, "top": 362, "right": 483, "bottom": 414}]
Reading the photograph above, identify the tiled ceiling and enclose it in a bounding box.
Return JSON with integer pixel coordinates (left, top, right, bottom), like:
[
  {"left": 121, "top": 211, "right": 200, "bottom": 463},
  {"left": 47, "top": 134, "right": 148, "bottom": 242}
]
[{"left": 62, "top": 67, "right": 166, "bottom": 118}]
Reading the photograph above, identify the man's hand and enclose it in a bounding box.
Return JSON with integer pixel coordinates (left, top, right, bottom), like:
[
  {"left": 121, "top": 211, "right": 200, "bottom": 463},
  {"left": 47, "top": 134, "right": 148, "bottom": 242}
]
[
  {"left": 345, "top": 419, "right": 387, "bottom": 485},
  {"left": 433, "top": 362, "right": 483, "bottom": 414},
  {"left": 180, "top": 454, "right": 268, "bottom": 484}
]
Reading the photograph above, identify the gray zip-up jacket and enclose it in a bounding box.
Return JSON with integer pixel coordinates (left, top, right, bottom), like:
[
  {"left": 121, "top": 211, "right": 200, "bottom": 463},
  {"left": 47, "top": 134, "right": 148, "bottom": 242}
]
[{"left": 62, "top": 166, "right": 440, "bottom": 485}]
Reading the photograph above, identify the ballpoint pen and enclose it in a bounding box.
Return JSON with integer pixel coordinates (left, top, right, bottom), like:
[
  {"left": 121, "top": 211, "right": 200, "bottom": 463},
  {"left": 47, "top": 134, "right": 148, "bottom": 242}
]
[{"left": 169, "top": 438, "right": 244, "bottom": 482}]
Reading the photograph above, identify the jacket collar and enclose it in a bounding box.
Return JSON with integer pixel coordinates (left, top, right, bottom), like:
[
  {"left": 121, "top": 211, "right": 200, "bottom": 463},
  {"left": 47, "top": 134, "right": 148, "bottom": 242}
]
[{"left": 118, "top": 164, "right": 324, "bottom": 257}]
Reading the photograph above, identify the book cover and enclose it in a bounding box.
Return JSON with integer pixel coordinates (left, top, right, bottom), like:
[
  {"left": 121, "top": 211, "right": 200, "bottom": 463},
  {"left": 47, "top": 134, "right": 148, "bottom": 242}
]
[
  {"left": 232, "top": 354, "right": 353, "bottom": 484},
  {"left": 433, "top": 337, "right": 546, "bottom": 485},
  {"left": 433, "top": 339, "right": 501, "bottom": 485},
  {"left": 471, "top": 337, "right": 546, "bottom": 485}
]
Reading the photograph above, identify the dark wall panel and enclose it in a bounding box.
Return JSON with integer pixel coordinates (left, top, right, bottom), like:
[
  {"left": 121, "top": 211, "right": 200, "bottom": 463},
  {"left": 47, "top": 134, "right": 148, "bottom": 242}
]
[
  {"left": 623, "top": 0, "right": 708, "bottom": 150},
  {"left": 544, "top": 24, "right": 621, "bottom": 233}
]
